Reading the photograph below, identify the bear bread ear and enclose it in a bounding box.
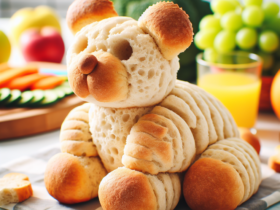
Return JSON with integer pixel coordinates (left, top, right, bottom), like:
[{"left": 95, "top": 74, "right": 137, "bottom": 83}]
[
  {"left": 138, "top": 2, "right": 193, "bottom": 60},
  {"left": 66, "top": 0, "right": 118, "bottom": 35}
]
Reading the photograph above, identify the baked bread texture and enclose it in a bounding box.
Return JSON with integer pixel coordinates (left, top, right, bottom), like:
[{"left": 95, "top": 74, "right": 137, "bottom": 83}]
[
  {"left": 44, "top": 153, "right": 107, "bottom": 204},
  {"left": 44, "top": 1, "right": 262, "bottom": 209},
  {"left": 0, "top": 173, "right": 33, "bottom": 205},
  {"left": 60, "top": 103, "right": 98, "bottom": 157},
  {"left": 67, "top": 16, "right": 180, "bottom": 108},
  {"left": 183, "top": 158, "right": 244, "bottom": 210},
  {"left": 139, "top": 2, "right": 193, "bottom": 60},
  {"left": 67, "top": 0, "right": 118, "bottom": 35},
  {"left": 99, "top": 167, "right": 181, "bottom": 210}
]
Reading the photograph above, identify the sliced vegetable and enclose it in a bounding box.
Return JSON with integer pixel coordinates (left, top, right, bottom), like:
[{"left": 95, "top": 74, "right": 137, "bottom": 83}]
[
  {"left": 6, "top": 73, "right": 50, "bottom": 91},
  {"left": 58, "top": 86, "right": 74, "bottom": 96},
  {"left": 53, "top": 88, "right": 66, "bottom": 100},
  {"left": 4, "top": 89, "right": 21, "bottom": 106},
  {"left": 0, "top": 88, "right": 11, "bottom": 104},
  {"left": 17, "top": 91, "right": 34, "bottom": 107},
  {"left": 0, "top": 66, "right": 38, "bottom": 88},
  {"left": 28, "top": 90, "right": 45, "bottom": 106},
  {"left": 36, "top": 90, "right": 59, "bottom": 106},
  {"left": 30, "top": 76, "right": 66, "bottom": 90}
]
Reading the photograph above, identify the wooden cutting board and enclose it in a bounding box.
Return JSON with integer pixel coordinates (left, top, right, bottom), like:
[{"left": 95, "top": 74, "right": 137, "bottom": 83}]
[
  {"left": 0, "top": 62, "right": 85, "bottom": 141},
  {"left": 0, "top": 95, "right": 85, "bottom": 140}
]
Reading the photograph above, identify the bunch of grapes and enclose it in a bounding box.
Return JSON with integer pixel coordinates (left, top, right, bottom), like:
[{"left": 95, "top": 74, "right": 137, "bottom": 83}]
[{"left": 194, "top": 0, "right": 280, "bottom": 76}]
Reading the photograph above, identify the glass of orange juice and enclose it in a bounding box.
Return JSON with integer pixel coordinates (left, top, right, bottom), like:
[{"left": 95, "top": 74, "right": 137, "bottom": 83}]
[{"left": 196, "top": 51, "right": 263, "bottom": 128}]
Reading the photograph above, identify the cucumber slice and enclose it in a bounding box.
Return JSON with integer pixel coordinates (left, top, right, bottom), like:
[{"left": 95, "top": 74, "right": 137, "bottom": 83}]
[
  {"left": 59, "top": 86, "right": 74, "bottom": 96},
  {"left": 0, "top": 88, "right": 12, "bottom": 104},
  {"left": 37, "top": 90, "right": 59, "bottom": 106},
  {"left": 60, "top": 81, "right": 70, "bottom": 87},
  {"left": 28, "top": 90, "right": 45, "bottom": 107},
  {"left": 5, "top": 89, "right": 22, "bottom": 106},
  {"left": 17, "top": 91, "right": 34, "bottom": 107},
  {"left": 54, "top": 88, "right": 66, "bottom": 100}
]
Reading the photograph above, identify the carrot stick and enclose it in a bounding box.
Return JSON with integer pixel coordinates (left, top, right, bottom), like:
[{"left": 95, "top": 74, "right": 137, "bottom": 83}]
[
  {"left": 0, "top": 63, "right": 11, "bottom": 73},
  {"left": 6, "top": 73, "right": 51, "bottom": 91},
  {"left": 0, "top": 66, "right": 38, "bottom": 88},
  {"left": 30, "top": 76, "right": 66, "bottom": 90}
]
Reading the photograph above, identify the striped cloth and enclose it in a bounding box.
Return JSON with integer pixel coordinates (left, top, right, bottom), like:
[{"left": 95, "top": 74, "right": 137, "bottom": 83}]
[{"left": 1, "top": 143, "right": 280, "bottom": 210}]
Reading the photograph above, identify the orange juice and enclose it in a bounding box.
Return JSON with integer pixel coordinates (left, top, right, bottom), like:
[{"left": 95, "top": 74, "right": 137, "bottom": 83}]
[{"left": 198, "top": 72, "right": 261, "bottom": 128}]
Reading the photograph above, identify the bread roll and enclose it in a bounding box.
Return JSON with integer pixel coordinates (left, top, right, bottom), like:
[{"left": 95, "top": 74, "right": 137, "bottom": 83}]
[
  {"left": 99, "top": 167, "right": 181, "bottom": 210},
  {"left": 66, "top": 0, "right": 118, "bottom": 35},
  {"left": 60, "top": 103, "right": 98, "bottom": 157},
  {"left": 0, "top": 173, "right": 33, "bottom": 205},
  {"left": 67, "top": 17, "right": 179, "bottom": 108},
  {"left": 44, "top": 153, "right": 107, "bottom": 204},
  {"left": 183, "top": 158, "right": 244, "bottom": 210},
  {"left": 139, "top": 2, "right": 193, "bottom": 60}
]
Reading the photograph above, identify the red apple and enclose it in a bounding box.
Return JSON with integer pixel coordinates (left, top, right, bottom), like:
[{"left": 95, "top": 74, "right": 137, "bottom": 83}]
[{"left": 20, "top": 27, "right": 65, "bottom": 63}]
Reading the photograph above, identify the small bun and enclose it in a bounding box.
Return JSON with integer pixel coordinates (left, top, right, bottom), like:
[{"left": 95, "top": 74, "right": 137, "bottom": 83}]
[
  {"left": 44, "top": 153, "right": 107, "bottom": 204},
  {"left": 99, "top": 167, "right": 181, "bottom": 210},
  {"left": 99, "top": 167, "right": 157, "bottom": 210},
  {"left": 139, "top": 2, "right": 193, "bottom": 60},
  {"left": 67, "top": 0, "right": 118, "bottom": 34},
  {"left": 183, "top": 158, "right": 244, "bottom": 210}
]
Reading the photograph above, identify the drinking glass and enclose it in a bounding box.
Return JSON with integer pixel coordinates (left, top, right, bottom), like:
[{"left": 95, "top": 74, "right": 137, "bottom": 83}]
[{"left": 196, "top": 51, "right": 263, "bottom": 128}]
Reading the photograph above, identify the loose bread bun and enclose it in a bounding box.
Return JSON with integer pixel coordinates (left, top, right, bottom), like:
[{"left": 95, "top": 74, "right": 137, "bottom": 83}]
[
  {"left": 44, "top": 153, "right": 107, "bottom": 204},
  {"left": 183, "top": 158, "right": 244, "bottom": 210},
  {"left": 0, "top": 173, "right": 33, "bottom": 205},
  {"left": 66, "top": 0, "right": 118, "bottom": 35},
  {"left": 139, "top": 2, "right": 193, "bottom": 60},
  {"left": 99, "top": 167, "right": 181, "bottom": 210}
]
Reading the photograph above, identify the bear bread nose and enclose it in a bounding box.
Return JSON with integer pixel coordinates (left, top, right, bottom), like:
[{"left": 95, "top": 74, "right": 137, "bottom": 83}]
[{"left": 78, "top": 54, "right": 98, "bottom": 75}]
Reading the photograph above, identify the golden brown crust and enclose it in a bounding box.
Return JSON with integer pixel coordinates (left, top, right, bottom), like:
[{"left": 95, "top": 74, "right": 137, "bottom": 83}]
[
  {"left": 78, "top": 54, "right": 98, "bottom": 74},
  {"left": 69, "top": 52, "right": 128, "bottom": 101},
  {"left": 44, "top": 153, "right": 107, "bottom": 204},
  {"left": 67, "top": 0, "right": 118, "bottom": 34},
  {"left": 69, "top": 63, "right": 90, "bottom": 98},
  {"left": 44, "top": 153, "right": 89, "bottom": 204},
  {"left": 139, "top": 2, "right": 193, "bottom": 60},
  {"left": 269, "top": 154, "right": 280, "bottom": 172},
  {"left": 99, "top": 167, "right": 157, "bottom": 210},
  {"left": 239, "top": 128, "right": 261, "bottom": 155},
  {"left": 87, "top": 51, "right": 128, "bottom": 102},
  {"left": 132, "top": 120, "right": 168, "bottom": 139},
  {"left": 183, "top": 158, "right": 244, "bottom": 210}
]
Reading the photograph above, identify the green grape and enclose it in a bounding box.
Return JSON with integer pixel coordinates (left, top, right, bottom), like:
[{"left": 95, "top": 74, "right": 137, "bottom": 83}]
[
  {"left": 263, "top": 2, "right": 280, "bottom": 21},
  {"left": 199, "top": 15, "right": 222, "bottom": 31},
  {"left": 203, "top": 48, "right": 219, "bottom": 63},
  {"left": 221, "top": 11, "right": 243, "bottom": 31},
  {"left": 194, "top": 29, "right": 220, "bottom": 50},
  {"left": 257, "top": 51, "right": 274, "bottom": 70},
  {"left": 258, "top": 31, "right": 279, "bottom": 53},
  {"left": 211, "top": 0, "right": 237, "bottom": 15},
  {"left": 242, "top": 6, "right": 264, "bottom": 27},
  {"left": 236, "top": 27, "right": 257, "bottom": 50},
  {"left": 265, "top": 16, "right": 280, "bottom": 35},
  {"left": 244, "top": 0, "right": 263, "bottom": 7},
  {"left": 214, "top": 30, "right": 236, "bottom": 53}
]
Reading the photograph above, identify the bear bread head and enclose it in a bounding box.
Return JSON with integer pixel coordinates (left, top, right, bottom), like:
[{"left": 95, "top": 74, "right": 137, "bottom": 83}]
[{"left": 66, "top": 0, "right": 193, "bottom": 108}]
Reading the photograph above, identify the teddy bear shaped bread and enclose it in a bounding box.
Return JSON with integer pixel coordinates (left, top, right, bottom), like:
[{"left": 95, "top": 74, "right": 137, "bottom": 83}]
[{"left": 44, "top": 0, "right": 261, "bottom": 209}]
